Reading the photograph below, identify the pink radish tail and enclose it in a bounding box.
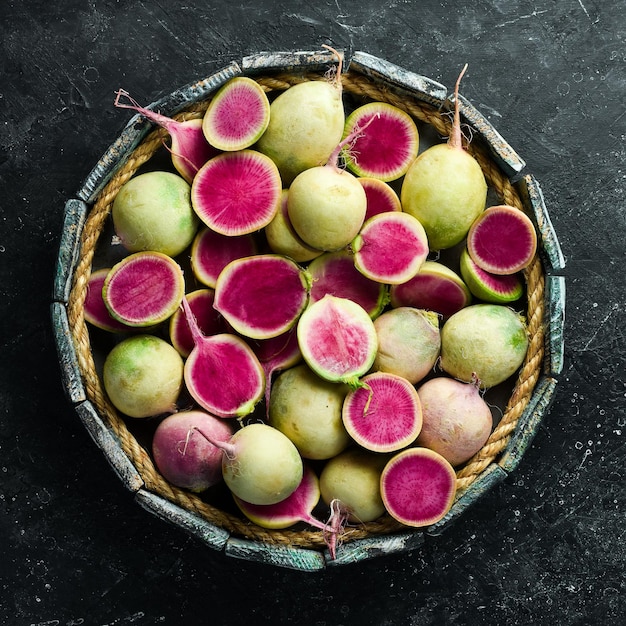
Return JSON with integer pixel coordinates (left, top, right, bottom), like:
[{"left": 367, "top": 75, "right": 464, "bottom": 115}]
[
  {"left": 180, "top": 296, "right": 206, "bottom": 347},
  {"left": 327, "top": 113, "right": 379, "bottom": 171},
  {"left": 449, "top": 63, "right": 468, "bottom": 150},
  {"left": 189, "top": 426, "right": 236, "bottom": 459},
  {"left": 323, "top": 499, "right": 350, "bottom": 560},
  {"left": 321, "top": 44, "right": 343, "bottom": 90},
  {"left": 114, "top": 88, "right": 176, "bottom": 131}
]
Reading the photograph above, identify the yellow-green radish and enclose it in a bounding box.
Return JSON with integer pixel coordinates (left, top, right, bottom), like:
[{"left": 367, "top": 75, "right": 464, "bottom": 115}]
[{"left": 459, "top": 248, "right": 523, "bottom": 304}]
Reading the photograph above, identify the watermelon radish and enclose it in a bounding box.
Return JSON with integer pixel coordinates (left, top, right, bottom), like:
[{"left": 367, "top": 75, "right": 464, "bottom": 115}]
[
  {"left": 202, "top": 76, "right": 270, "bottom": 151},
  {"left": 297, "top": 295, "right": 378, "bottom": 388},
  {"left": 190, "top": 226, "right": 258, "bottom": 289},
  {"left": 439, "top": 303, "right": 529, "bottom": 389},
  {"left": 191, "top": 150, "right": 281, "bottom": 236},
  {"left": 342, "top": 101, "right": 419, "bottom": 181},
  {"left": 102, "top": 251, "right": 185, "bottom": 327},
  {"left": 114, "top": 89, "right": 218, "bottom": 183},
  {"left": 351, "top": 212, "right": 429, "bottom": 284},
  {"left": 371, "top": 307, "right": 441, "bottom": 385},
  {"left": 84, "top": 268, "right": 132, "bottom": 332},
  {"left": 181, "top": 296, "right": 265, "bottom": 418},
  {"left": 466, "top": 204, "right": 538, "bottom": 275},
  {"left": 213, "top": 254, "right": 311, "bottom": 340},
  {"left": 268, "top": 363, "right": 351, "bottom": 460},
  {"left": 168, "top": 288, "right": 227, "bottom": 358},
  {"left": 307, "top": 250, "right": 388, "bottom": 319},
  {"left": 103, "top": 334, "right": 184, "bottom": 418},
  {"left": 342, "top": 372, "right": 423, "bottom": 453},
  {"left": 152, "top": 410, "right": 234, "bottom": 492},
  {"left": 112, "top": 171, "right": 199, "bottom": 257},
  {"left": 359, "top": 177, "right": 402, "bottom": 221},
  {"left": 400, "top": 65, "right": 487, "bottom": 250},
  {"left": 389, "top": 260, "right": 471, "bottom": 318},
  {"left": 459, "top": 247, "right": 523, "bottom": 304},
  {"left": 380, "top": 447, "right": 456, "bottom": 527}
]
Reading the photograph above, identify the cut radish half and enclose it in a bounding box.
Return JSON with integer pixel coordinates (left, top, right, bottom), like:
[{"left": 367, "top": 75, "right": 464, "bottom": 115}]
[
  {"left": 103, "top": 252, "right": 185, "bottom": 327},
  {"left": 351, "top": 212, "right": 429, "bottom": 284},
  {"left": 308, "top": 250, "right": 388, "bottom": 319},
  {"left": 84, "top": 268, "right": 131, "bottom": 332},
  {"left": 359, "top": 177, "right": 402, "bottom": 220},
  {"left": 190, "top": 226, "right": 257, "bottom": 289},
  {"left": 459, "top": 247, "right": 523, "bottom": 303},
  {"left": 297, "top": 295, "right": 378, "bottom": 387},
  {"left": 191, "top": 150, "right": 281, "bottom": 236},
  {"left": 466, "top": 204, "right": 538, "bottom": 275},
  {"left": 380, "top": 447, "right": 456, "bottom": 527},
  {"left": 214, "top": 254, "right": 311, "bottom": 340},
  {"left": 342, "top": 102, "right": 419, "bottom": 181},
  {"left": 202, "top": 77, "right": 270, "bottom": 152},
  {"left": 342, "top": 372, "right": 423, "bottom": 453},
  {"left": 389, "top": 260, "right": 471, "bottom": 318}
]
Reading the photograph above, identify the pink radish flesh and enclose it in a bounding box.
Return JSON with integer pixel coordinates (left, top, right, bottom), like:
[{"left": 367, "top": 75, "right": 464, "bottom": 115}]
[
  {"left": 342, "top": 372, "right": 423, "bottom": 452},
  {"left": 84, "top": 268, "right": 131, "bottom": 332},
  {"left": 181, "top": 296, "right": 265, "bottom": 418},
  {"left": 459, "top": 248, "right": 523, "bottom": 303},
  {"left": 359, "top": 177, "right": 402, "bottom": 220},
  {"left": 380, "top": 447, "right": 456, "bottom": 527},
  {"left": 466, "top": 205, "right": 538, "bottom": 275},
  {"left": 191, "top": 150, "right": 281, "bottom": 236},
  {"left": 114, "top": 89, "right": 218, "bottom": 182}
]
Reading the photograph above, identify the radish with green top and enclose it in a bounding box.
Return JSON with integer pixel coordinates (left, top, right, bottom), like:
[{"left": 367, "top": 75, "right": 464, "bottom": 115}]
[
  {"left": 112, "top": 171, "right": 199, "bottom": 257},
  {"left": 351, "top": 211, "right": 429, "bottom": 284},
  {"left": 114, "top": 89, "right": 218, "bottom": 183},
  {"left": 359, "top": 177, "right": 402, "bottom": 220},
  {"left": 342, "top": 372, "right": 423, "bottom": 453},
  {"left": 202, "top": 76, "right": 270, "bottom": 151},
  {"left": 191, "top": 150, "right": 281, "bottom": 236},
  {"left": 401, "top": 65, "right": 487, "bottom": 250},
  {"left": 416, "top": 376, "right": 493, "bottom": 467},
  {"left": 103, "top": 334, "right": 184, "bottom": 418},
  {"left": 380, "top": 447, "right": 456, "bottom": 527},
  {"left": 342, "top": 101, "right": 419, "bottom": 181},
  {"left": 181, "top": 296, "right": 265, "bottom": 418},
  {"left": 297, "top": 295, "right": 378, "bottom": 388},
  {"left": 84, "top": 268, "right": 131, "bottom": 333},
  {"left": 440, "top": 303, "right": 529, "bottom": 389},
  {"left": 152, "top": 410, "right": 234, "bottom": 492},
  {"left": 371, "top": 307, "right": 441, "bottom": 384},
  {"left": 103, "top": 251, "right": 185, "bottom": 327},
  {"left": 214, "top": 254, "right": 311, "bottom": 340},
  {"left": 466, "top": 204, "right": 538, "bottom": 275},
  {"left": 269, "top": 363, "right": 351, "bottom": 460}
]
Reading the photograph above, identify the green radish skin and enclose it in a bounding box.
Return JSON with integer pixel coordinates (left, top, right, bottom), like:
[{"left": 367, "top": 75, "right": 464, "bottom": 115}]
[
  {"left": 112, "top": 171, "right": 199, "bottom": 257},
  {"left": 103, "top": 334, "right": 184, "bottom": 418},
  {"left": 439, "top": 303, "right": 529, "bottom": 389},
  {"left": 269, "top": 363, "right": 351, "bottom": 460}
]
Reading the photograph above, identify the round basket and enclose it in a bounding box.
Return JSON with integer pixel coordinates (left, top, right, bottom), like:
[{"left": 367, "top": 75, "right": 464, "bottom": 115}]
[{"left": 52, "top": 49, "right": 565, "bottom": 571}]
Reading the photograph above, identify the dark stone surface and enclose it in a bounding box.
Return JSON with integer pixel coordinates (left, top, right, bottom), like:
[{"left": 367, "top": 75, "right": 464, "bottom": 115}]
[{"left": 1, "top": 1, "right": 624, "bottom": 624}]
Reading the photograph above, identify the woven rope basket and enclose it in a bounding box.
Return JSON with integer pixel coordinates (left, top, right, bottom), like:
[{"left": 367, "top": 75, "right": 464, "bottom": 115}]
[{"left": 59, "top": 51, "right": 560, "bottom": 568}]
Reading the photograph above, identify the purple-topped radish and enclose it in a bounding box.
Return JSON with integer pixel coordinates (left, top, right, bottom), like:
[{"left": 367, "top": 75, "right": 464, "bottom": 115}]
[
  {"left": 342, "top": 101, "right": 419, "bottom": 181},
  {"left": 181, "top": 296, "right": 265, "bottom": 418},
  {"left": 191, "top": 150, "right": 281, "bottom": 236},
  {"left": 307, "top": 250, "right": 388, "bottom": 319},
  {"left": 351, "top": 212, "right": 429, "bottom": 285},
  {"left": 114, "top": 89, "right": 218, "bottom": 183},
  {"left": 342, "top": 372, "right": 423, "bottom": 453},
  {"left": 359, "top": 177, "right": 402, "bottom": 220},
  {"left": 214, "top": 254, "right": 311, "bottom": 340},
  {"left": 103, "top": 251, "right": 185, "bottom": 327},
  {"left": 152, "top": 410, "right": 234, "bottom": 492},
  {"left": 459, "top": 248, "right": 523, "bottom": 304},
  {"left": 297, "top": 295, "right": 378, "bottom": 388},
  {"left": 202, "top": 77, "right": 270, "bottom": 151},
  {"left": 84, "top": 268, "right": 131, "bottom": 332},
  {"left": 190, "top": 226, "right": 257, "bottom": 289},
  {"left": 466, "top": 204, "right": 538, "bottom": 275}
]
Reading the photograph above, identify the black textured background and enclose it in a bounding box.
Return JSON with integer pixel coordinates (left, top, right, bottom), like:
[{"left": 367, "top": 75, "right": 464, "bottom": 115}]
[{"left": 1, "top": 1, "right": 625, "bottom": 624}]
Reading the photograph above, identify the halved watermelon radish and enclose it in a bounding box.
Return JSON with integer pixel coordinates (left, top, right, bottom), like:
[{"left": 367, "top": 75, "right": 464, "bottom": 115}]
[
  {"left": 459, "top": 247, "right": 523, "bottom": 303},
  {"left": 307, "top": 250, "right": 388, "bottom": 319},
  {"left": 389, "top": 260, "right": 471, "bottom": 318},
  {"left": 466, "top": 204, "right": 538, "bottom": 275},
  {"left": 342, "top": 102, "right": 419, "bottom": 181},
  {"left": 351, "top": 212, "right": 429, "bottom": 284},
  {"left": 297, "top": 294, "right": 378, "bottom": 388},
  {"left": 202, "top": 77, "right": 270, "bottom": 151},
  {"left": 342, "top": 372, "right": 422, "bottom": 453},
  {"left": 380, "top": 447, "right": 456, "bottom": 527},
  {"left": 84, "top": 268, "right": 132, "bottom": 332},
  {"left": 214, "top": 254, "right": 311, "bottom": 340},
  {"left": 359, "top": 177, "right": 402, "bottom": 221},
  {"left": 102, "top": 251, "right": 185, "bottom": 327},
  {"left": 191, "top": 150, "right": 281, "bottom": 236}
]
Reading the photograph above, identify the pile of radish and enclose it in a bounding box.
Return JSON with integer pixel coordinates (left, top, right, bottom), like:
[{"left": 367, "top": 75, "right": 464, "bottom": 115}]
[{"left": 86, "top": 50, "right": 537, "bottom": 556}]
